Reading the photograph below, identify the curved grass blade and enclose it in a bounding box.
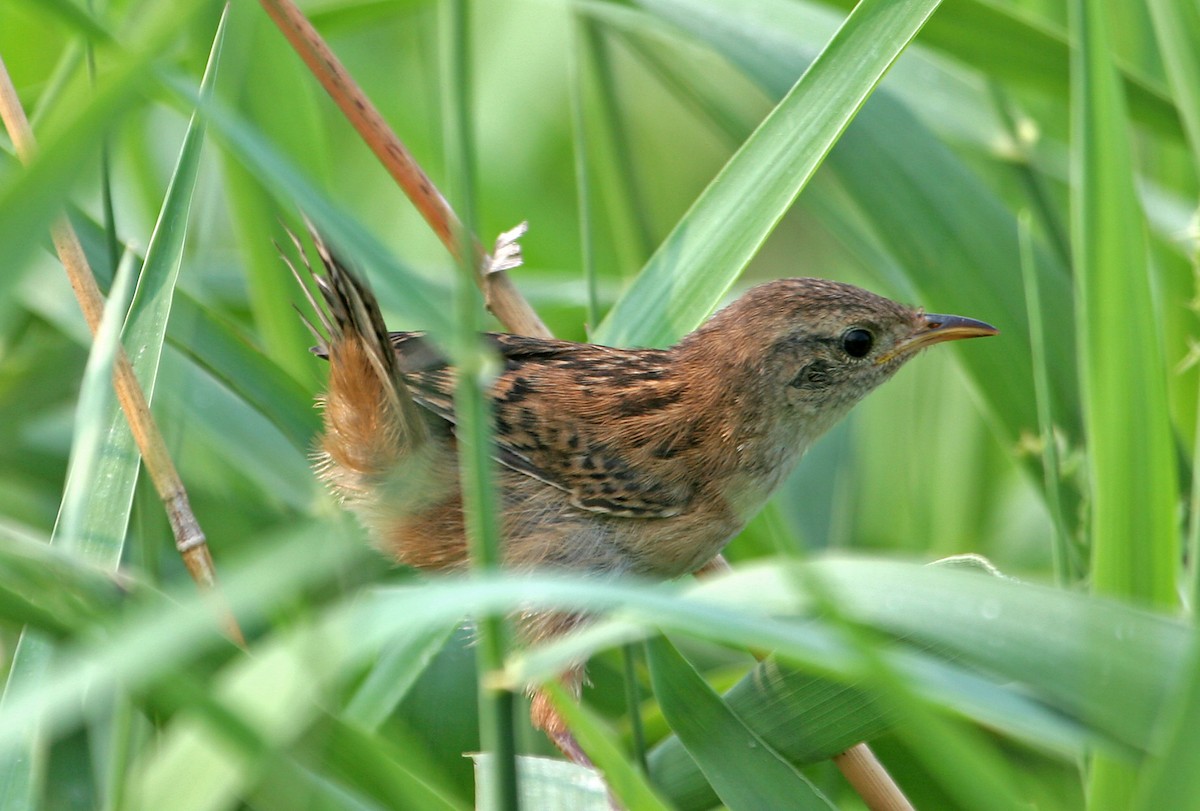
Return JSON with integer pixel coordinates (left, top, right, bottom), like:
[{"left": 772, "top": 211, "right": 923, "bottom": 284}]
[
  {"left": 0, "top": 61, "right": 148, "bottom": 299},
  {"left": 540, "top": 681, "right": 672, "bottom": 811},
  {"left": 594, "top": 0, "right": 943, "bottom": 348},
  {"left": 0, "top": 559, "right": 1183, "bottom": 799},
  {"left": 474, "top": 755, "right": 607, "bottom": 811},
  {"left": 1069, "top": 0, "right": 1178, "bottom": 607},
  {"left": 646, "top": 636, "right": 834, "bottom": 810},
  {"left": 502, "top": 560, "right": 1176, "bottom": 757},
  {"left": 343, "top": 623, "right": 457, "bottom": 730}
]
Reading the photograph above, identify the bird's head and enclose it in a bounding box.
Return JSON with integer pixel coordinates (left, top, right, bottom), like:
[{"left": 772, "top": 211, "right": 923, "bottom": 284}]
[{"left": 681, "top": 278, "right": 998, "bottom": 445}]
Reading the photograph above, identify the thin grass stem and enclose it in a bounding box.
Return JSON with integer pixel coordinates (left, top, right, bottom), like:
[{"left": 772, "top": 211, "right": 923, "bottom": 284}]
[{"left": 439, "top": 2, "right": 519, "bottom": 808}]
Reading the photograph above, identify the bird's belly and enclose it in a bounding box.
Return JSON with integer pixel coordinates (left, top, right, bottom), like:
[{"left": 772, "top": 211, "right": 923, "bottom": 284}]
[{"left": 610, "top": 506, "right": 744, "bottom": 579}]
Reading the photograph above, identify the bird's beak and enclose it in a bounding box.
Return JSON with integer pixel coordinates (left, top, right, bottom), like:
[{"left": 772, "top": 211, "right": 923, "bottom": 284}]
[{"left": 876, "top": 313, "right": 999, "bottom": 365}]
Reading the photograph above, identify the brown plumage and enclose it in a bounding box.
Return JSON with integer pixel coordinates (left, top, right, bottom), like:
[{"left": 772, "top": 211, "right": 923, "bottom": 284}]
[{"left": 284, "top": 231, "right": 997, "bottom": 754}]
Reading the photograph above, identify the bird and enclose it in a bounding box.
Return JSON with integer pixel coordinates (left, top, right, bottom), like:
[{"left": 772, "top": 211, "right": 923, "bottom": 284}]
[{"left": 283, "top": 230, "right": 997, "bottom": 760}]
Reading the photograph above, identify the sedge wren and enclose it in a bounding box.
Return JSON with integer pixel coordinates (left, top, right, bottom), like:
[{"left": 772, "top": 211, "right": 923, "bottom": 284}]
[{"left": 285, "top": 231, "right": 997, "bottom": 758}]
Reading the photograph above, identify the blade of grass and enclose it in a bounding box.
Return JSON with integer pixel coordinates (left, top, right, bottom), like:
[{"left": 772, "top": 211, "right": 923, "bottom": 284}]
[
  {"left": 0, "top": 519, "right": 369, "bottom": 764},
  {"left": 10, "top": 0, "right": 114, "bottom": 47},
  {"left": 128, "top": 625, "right": 467, "bottom": 811},
  {"left": 439, "top": 3, "right": 518, "bottom": 809},
  {"left": 540, "top": 681, "right": 672, "bottom": 811},
  {"left": 1071, "top": 0, "right": 1181, "bottom": 805},
  {"left": 1, "top": 2, "right": 240, "bottom": 601},
  {"left": 167, "top": 295, "right": 320, "bottom": 452},
  {"left": 122, "top": 5, "right": 225, "bottom": 452},
  {"left": 66, "top": 212, "right": 322, "bottom": 452},
  {"left": 474, "top": 755, "right": 607, "bottom": 810},
  {"left": 0, "top": 56, "right": 149, "bottom": 297},
  {"left": 1145, "top": 0, "right": 1200, "bottom": 164},
  {"left": 568, "top": 10, "right": 601, "bottom": 329},
  {"left": 1134, "top": 628, "right": 1200, "bottom": 808},
  {"left": 0, "top": 557, "right": 1180, "bottom": 785},
  {"left": 1018, "top": 211, "right": 1075, "bottom": 584},
  {"left": 577, "top": 13, "right": 657, "bottom": 266},
  {"left": 343, "top": 624, "right": 458, "bottom": 730},
  {"left": 0, "top": 17, "right": 227, "bottom": 803},
  {"left": 294, "top": 718, "right": 469, "bottom": 811},
  {"left": 594, "top": 0, "right": 943, "bottom": 348},
  {"left": 159, "top": 72, "right": 453, "bottom": 337},
  {"left": 500, "top": 561, "right": 1175, "bottom": 756},
  {"left": 0, "top": 527, "right": 129, "bottom": 635},
  {"left": 0, "top": 251, "right": 137, "bottom": 810},
  {"left": 1069, "top": 0, "right": 1179, "bottom": 606},
  {"left": 810, "top": 0, "right": 1183, "bottom": 143},
  {"left": 646, "top": 636, "right": 835, "bottom": 810}
]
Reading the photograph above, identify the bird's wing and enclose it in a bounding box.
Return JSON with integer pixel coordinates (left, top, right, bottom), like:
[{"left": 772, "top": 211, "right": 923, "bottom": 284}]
[{"left": 390, "top": 332, "right": 697, "bottom": 518}]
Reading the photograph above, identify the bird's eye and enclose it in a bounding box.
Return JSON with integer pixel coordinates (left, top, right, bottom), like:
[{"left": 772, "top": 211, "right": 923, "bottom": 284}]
[{"left": 841, "top": 328, "right": 874, "bottom": 358}]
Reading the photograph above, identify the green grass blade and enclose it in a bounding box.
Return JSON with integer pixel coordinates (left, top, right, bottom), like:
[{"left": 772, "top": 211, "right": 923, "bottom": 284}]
[
  {"left": 10, "top": 0, "right": 114, "bottom": 46},
  {"left": 594, "top": 0, "right": 943, "bottom": 348},
  {"left": 0, "top": 522, "right": 368, "bottom": 763},
  {"left": 813, "top": 0, "right": 1183, "bottom": 142},
  {"left": 1018, "top": 212, "right": 1075, "bottom": 584},
  {"left": 128, "top": 628, "right": 465, "bottom": 811},
  {"left": 647, "top": 661, "right": 889, "bottom": 807},
  {"left": 56, "top": 252, "right": 140, "bottom": 558},
  {"left": 1146, "top": 0, "right": 1200, "bottom": 163},
  {"left": 66, "top": 212, "right": 321, "bottom": 452},
  {"left": 646, "top": 636, "right": 835, "bottom": 810},
  {"left": 2, "top": 0, "right": 216, "bottom": 292},
  {"left": 1071, "top": 0, "right": 1181, "bottom": 803},
  {"left": 439, "top": 3, "right": 518, "bottom": 809},
  {"left": 0, "top": 64, "right": 148, "bottom": 298},
  {"left": 343, "top": 623, "right": 457, "bottom": 730},
  {"left": 540, "top": 681, "right": 672, "bottom": 811},
  {"left": 500, "top": 561, "right": 1177, "bottom": 756},
  {"left": 167, "top": 295, "right": 320, "bottom": 452},
  {"left": 0, "top": 251, "right": 138, "bottom": 811},
  {"left": 159, "top": 74, "right": 453, "bottom": 338},
  {"left": 1134, "top": 630, "right": 1200, "bottom": 809},
  {"left": 1070, "top": 0, "right": 1179, "bottom": 607},
  {"left": 0, "top": 556, "right": 1184, "bottom": 799},
  {"left": 295, "top": 719, "right": 469, "bottom": 811},
  {"left": 0, "top": 527, "right": 126, "bottom": 635},
  {"left": 0, "top": 15, "right": 225, "bottom": 805},
  {"left": 122, "top": 6, "right": 226, "bottom": 402}
]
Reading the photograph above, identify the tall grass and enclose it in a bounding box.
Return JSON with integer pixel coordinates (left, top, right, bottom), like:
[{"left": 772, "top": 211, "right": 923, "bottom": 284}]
[{"left": 0, "top": 0, "right": 1196, "bottom": 808}]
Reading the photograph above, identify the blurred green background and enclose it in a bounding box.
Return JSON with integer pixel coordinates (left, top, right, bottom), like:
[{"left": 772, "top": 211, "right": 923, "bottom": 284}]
[{"left": 0, "top": 0, "right": 1197, "bottom": 808}]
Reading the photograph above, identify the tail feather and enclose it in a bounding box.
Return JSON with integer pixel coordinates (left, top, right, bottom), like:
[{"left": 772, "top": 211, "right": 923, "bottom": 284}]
[{"left": 284, "top": 223, "right": 428, "bottom": 483}]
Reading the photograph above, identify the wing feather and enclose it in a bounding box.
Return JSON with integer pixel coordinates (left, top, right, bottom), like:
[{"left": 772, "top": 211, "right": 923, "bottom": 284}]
[{"left": 388, "top": 332, "right": 695, "bottom": 518}]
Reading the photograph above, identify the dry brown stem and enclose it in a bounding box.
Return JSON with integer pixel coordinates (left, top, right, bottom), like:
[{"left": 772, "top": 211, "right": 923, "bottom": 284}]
[{"left": 256, "top": 0, "right": 552, "bottom": 339}]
